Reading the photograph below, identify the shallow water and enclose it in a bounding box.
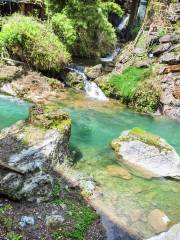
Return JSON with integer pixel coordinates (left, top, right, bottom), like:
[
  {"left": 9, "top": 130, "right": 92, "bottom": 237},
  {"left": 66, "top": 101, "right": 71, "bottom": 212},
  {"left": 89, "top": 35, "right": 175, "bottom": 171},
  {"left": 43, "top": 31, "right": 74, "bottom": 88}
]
[
  {"left": 0, "top": 95, "right": 29, "bottom": 129},
  {"left": 59, "top": 92, "right": 180, "bottom": 239}
]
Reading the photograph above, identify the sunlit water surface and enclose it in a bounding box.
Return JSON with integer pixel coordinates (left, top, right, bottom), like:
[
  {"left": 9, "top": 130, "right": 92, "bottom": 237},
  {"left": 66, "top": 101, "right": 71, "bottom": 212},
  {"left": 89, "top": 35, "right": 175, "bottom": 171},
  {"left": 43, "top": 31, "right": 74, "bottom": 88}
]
[{"left": 0, "top": 95, "right": 29, "bottom": 129}]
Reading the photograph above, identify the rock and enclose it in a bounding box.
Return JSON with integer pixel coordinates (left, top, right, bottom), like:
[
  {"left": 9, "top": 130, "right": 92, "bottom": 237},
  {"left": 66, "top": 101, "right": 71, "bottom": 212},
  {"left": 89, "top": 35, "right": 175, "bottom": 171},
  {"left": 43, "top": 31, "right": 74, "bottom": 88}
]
[
  {"left": 147, "top": 209, "right": 170, "bottom": 234},
  {"left": 160, "top": 65, "right": 180, "bottom": 74},
  {"left": 1, "top": 71, "right": 64, "bottom": 104},
  {"left": 65, "top": 71, "right": 84, "bottom": 90},
  {"left": 146, "top": 223, "right": 180, "bottom": 240},
  {"left": 133, "top": 48, "right": 145, "bottom": 56},
  {"left": 46, "top": 214, "right": 65, "bottom": 229},
  {"left": 85, "top": 64, "right": 102, "bottom": 79},
  {"left": 19, "top": 216, "right": 35, "bottom": 227},
  {"left": 159, "top": 34, "right": 180, "bottom": 44},
  {"left": 160, "top": 52, "right": 180, "bottom": 64},
  {"left": 135, "top": 60, "right": 150, "bottom": 68},
  {"left": 79, "top": 179, "right": 96, "bottom": 196},
  {"left": 106, "top": 165, "right": 132, "bottom": 180},
  {"left": 146, "top": 35, "right": 160, "bottom": 48},
  {"left": 0, "top": 65, "right": 24, "bottom": 84},
  {"left": 112, "top": 128, "right": 180, "bottom": 179},
  {"left": 152, "top": 43, "right": 172, "bottom": 56},
  {"left": 0, "top": 105, "right": 71, "bottom": 202}
]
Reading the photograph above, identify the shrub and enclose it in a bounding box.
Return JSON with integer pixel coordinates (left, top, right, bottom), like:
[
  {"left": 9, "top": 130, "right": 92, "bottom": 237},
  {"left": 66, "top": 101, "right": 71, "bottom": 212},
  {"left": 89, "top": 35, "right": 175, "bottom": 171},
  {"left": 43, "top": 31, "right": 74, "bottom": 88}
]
[
  {"left": 51, "top": 13, "right": 76, "bottom": 50},
  {"left": 0, "top": 14, "right": 70, "bottom": 72},
  {"left": 131, "top": 78, "right": 161, "bottom": 113},
  {"left": 48, "top": 0, "right": 123, "bottom": 58}
]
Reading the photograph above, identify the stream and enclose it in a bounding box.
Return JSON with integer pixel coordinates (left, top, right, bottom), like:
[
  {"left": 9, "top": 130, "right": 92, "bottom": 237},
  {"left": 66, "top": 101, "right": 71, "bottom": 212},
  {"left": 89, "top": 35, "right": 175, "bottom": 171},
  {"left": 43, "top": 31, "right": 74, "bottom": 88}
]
[
  {"left": 1, "top": 92, "right": 180, "bottom": 239},
  {"left": 59, "top": 92, "right": 180, "bottom": 239}
]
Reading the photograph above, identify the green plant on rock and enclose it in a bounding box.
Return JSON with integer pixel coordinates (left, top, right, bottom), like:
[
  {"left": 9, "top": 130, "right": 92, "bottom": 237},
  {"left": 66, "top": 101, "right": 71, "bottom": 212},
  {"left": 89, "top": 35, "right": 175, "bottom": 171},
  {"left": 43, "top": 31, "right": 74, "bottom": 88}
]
[
  {"left": 131, "top": 78, "right": 161, "bottom": 113},
  {"left": 109, "top": 66, "right": 151, "bottom": 101},
  {"left": 6, "top": 232, "right": 23, "bottom": 240},
  {"left": 0, "top": 14, "right": 70, "bottom": 72}
]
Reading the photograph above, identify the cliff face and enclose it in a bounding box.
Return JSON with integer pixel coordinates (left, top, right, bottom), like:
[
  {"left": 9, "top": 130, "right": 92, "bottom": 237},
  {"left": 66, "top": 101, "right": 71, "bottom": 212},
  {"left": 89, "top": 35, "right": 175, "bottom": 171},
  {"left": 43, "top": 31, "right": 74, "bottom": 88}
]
[{"left": 115, "top": 0, "right": 180, "bottom": 120}]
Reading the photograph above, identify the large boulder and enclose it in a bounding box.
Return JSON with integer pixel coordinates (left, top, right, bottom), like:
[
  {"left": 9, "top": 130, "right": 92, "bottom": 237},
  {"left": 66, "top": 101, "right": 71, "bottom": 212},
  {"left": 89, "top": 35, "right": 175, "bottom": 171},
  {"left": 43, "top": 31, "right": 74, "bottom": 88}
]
[
  {"left": 0, "top": 105, "right": 71, "bottom": 202},
  {"left": 85, "top": 64, "right": 102, "bottom": 79},
  {"left": 112, "top": 128, "right": 180, "bottom": 179}
]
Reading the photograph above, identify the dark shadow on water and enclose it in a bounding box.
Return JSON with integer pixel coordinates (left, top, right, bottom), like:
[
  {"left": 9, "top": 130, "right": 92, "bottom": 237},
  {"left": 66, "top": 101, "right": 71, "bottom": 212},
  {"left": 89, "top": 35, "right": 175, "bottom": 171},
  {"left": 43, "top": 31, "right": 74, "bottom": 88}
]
[
  {"left": 69, "top": 144, "right": 83, "bottom": 164},
  {"left": 101, "top": 214, "right": 142, "bottom": 240}
]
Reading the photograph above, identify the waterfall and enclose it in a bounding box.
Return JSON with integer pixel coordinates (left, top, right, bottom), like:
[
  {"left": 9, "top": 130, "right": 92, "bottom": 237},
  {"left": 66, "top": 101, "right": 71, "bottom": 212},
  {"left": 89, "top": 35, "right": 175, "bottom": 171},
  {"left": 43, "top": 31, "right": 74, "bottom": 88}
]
[
  {"left": 117, "top": 15, "right": 130, "bottom": 32},
  {"left": 137, "top": 0, "right": 148, "bottom": 20},
  {"left": 67, "top": 66, "right": 108, "bottom": 101}
]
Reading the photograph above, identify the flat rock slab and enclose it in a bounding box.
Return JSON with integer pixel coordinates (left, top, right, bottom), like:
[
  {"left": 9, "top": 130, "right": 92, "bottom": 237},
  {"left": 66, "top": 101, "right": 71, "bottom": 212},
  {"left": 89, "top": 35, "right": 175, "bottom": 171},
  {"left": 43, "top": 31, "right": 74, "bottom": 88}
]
[{"left": 112, "top": 128, "right": 180, "bottom": 179}]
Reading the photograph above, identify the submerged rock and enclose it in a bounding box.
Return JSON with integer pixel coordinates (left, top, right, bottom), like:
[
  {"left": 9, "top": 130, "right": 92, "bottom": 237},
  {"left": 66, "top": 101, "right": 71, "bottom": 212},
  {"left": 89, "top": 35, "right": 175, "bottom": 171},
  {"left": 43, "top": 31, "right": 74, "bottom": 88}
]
[
  {"left": 147, "top": 209, "right": 170, "bottom": 234},
  {"left": 112, "top": 128, "right": 180, "bottom": 179},
  {"left": 106, "top": 165, "right": 132, "bottom": 180}
]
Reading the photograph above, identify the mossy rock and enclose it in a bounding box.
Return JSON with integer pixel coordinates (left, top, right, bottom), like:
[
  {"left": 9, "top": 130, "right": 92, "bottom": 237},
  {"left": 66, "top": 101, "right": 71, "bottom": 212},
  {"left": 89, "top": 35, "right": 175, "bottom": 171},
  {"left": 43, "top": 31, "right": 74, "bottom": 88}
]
[{"left": 29, "top": 104, "right": 71, "bottom": 132}]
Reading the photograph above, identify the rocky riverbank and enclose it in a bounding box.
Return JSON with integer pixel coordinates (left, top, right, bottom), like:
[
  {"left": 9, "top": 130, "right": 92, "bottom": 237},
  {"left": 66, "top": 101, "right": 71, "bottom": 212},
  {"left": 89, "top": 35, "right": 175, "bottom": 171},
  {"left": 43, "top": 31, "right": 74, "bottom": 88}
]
[{"left": 0, "top": 64, "right": 106, "bottom": 239}]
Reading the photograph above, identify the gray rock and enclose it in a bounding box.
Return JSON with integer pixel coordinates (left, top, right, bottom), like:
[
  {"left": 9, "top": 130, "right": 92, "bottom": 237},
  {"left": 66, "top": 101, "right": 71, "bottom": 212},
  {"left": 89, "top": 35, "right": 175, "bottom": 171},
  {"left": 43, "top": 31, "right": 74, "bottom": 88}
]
[
  {"left": 159, "top": 34, "right": 180, "bottom": 44},
  {"left": 46, "top": 214, "right": 65, "bottom": 229},
  {"left": 0, "top": 118, "right": 70, "bottom": 202},
  {"left": 147, "top": 223, "right": 180, "bottom": 240},
  {"left": 160, "top": 52, "right": 180, "bottom": 64},
  {"left": 85, "top": 64, "right": 102, "bottom": 79},
  {"left": 19, "top": 216, "right": 35, "bottom": 227},
  {"left": 112, "top": 128, "right": 180, "bottom": 179},
  {"left": 152, "top": 43, "right": 172, "bottom": 56}
]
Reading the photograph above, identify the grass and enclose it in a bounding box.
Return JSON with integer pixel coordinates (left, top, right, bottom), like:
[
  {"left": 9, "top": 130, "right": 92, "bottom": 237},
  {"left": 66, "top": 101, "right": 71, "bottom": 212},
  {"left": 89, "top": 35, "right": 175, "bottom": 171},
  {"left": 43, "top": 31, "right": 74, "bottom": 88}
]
[
  {"left": 109, "top": 66, "right": 151, "bottom": 101},
  {"left": 52, "top": 197, "right": 98, "bottom": 240}
]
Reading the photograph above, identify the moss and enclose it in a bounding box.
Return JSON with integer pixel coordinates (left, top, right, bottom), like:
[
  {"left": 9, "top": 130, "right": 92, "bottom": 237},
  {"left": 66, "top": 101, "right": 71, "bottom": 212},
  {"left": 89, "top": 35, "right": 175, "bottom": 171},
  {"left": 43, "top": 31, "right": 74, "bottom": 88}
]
[
  {"left": 29, "top": 104, "right": 71, "bottom": 132},
  {"left": 52, "top": 197, "right": 98, "bottom": 240},
  {"left": 128, "top": 128, "right": 172, "bottom": 152}
]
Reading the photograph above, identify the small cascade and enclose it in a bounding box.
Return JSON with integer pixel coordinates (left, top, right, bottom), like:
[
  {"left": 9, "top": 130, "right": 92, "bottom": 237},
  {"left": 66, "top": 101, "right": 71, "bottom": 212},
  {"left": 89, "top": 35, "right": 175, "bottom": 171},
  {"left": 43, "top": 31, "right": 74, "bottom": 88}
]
[
  {"left": 67, "top": 66, "right": 108, "bottom": 101},
  {"left": 117, "top": 14, "right": 130, "bottom": 32},
  {"left": 0, "top": 94, "right": 26, "bottom": 104},
  {"left": 100, "top": 47, "right": 120, "bottom": 63},
  {"left": 137, "top": 0, "right": 148, "bottom": 21}
]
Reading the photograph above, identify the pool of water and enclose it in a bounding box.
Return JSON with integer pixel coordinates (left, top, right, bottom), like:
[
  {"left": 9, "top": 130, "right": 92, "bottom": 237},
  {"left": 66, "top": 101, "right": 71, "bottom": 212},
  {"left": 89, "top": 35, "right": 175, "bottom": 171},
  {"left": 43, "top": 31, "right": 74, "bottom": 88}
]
[
  {"left": 59, "top": 92, "right": 180, "bottom": 239},
  {"left": 0, "top": 95, "right": 29, "bottom": 129}
]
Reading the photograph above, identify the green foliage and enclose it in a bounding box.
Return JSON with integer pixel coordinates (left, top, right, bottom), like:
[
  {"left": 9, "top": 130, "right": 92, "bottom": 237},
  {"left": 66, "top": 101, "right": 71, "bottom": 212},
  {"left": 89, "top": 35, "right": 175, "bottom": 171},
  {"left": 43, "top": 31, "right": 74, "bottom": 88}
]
[
  {"left": 52, "top": 182, "right": 61, "bottom": 198},
  {"left": 131, "top": 78, "right": 161, "bottom": 113},
  {"left": 52, "top": 13, "right": 76, "bottom": 50},
  {"left": 0, "top": 14, "right": 70, "bottom": 72},
  {"left": 109, "top": 66, "right": 151, "bottom": 100},
  {"left": 6, "top": 232, "right": 23, "bottom": 240},
  {"left": 53, "top": 198, "right": 98, "bottom": 240},
  {"left": 48, "top": 0, "right": 123, "bottom": 58}
]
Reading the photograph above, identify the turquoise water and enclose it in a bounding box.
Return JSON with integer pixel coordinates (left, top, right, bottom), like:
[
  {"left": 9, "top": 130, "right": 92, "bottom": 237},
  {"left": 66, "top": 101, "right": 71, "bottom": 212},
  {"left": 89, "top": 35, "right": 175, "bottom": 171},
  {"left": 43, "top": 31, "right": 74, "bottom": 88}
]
[
  {"left": 0, "top": 95, "right": 29, "bottom": 129},
  {"left": 60, "top": 93, "right": 180, "bottom": 238}
]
